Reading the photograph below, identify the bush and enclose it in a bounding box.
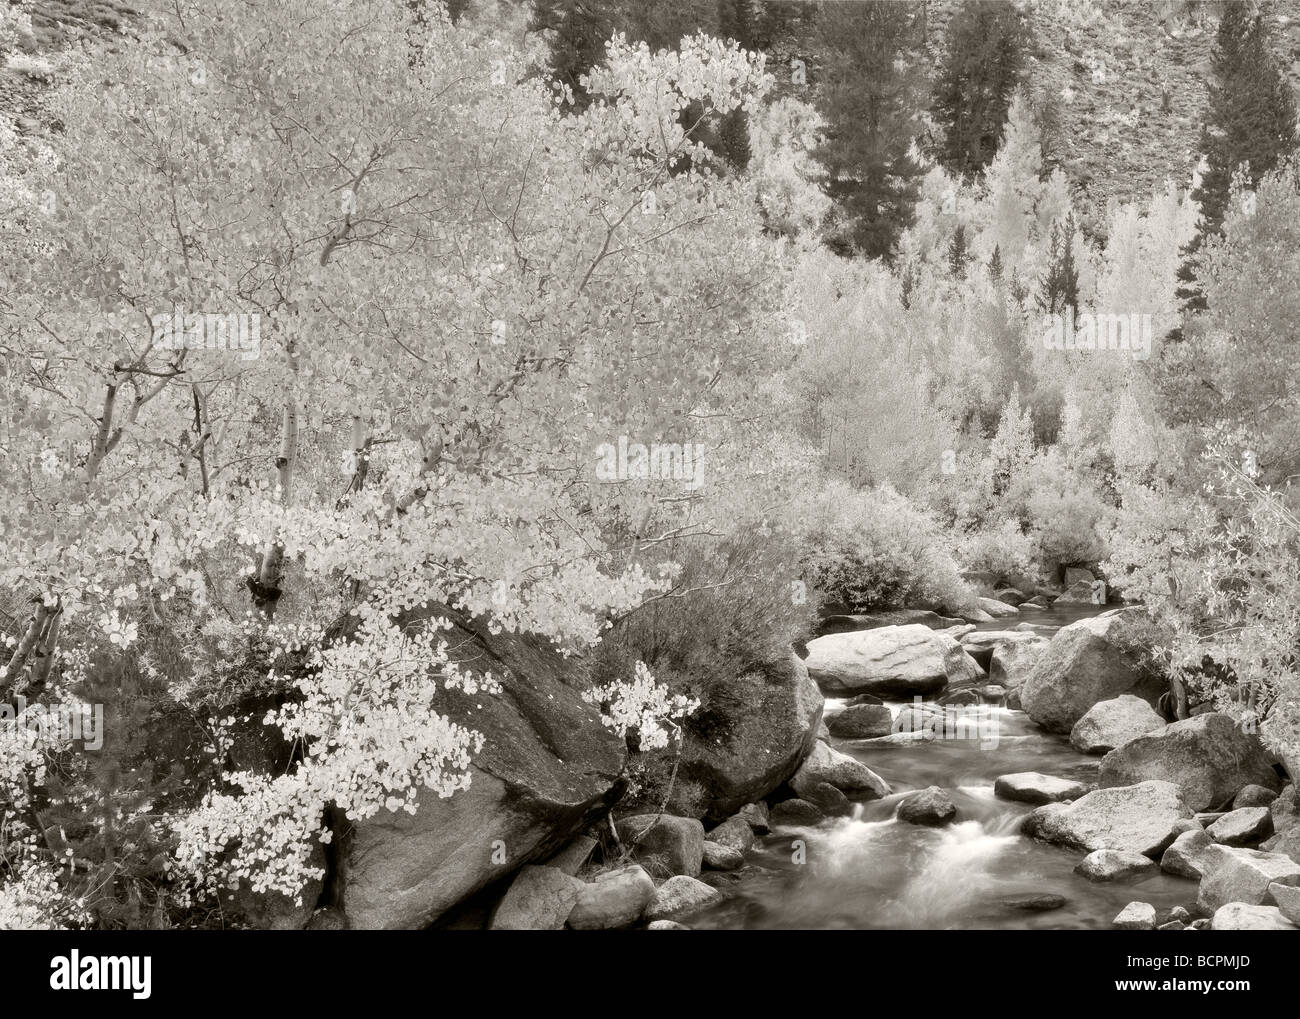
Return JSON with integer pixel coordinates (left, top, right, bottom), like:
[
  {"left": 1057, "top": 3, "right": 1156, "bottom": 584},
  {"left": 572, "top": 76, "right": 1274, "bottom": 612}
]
[
  {"left": 957, "top": 520, "right": 1039, "bottom": 587},
  {"left": 798, "top": 482, "right": 975, "bottom": 613}
]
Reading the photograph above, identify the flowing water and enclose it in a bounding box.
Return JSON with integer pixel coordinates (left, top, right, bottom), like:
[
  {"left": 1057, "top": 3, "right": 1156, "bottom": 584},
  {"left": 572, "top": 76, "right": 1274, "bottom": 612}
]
[{"left": 690, "top": 605, "right": 1196, "bottom": 930}]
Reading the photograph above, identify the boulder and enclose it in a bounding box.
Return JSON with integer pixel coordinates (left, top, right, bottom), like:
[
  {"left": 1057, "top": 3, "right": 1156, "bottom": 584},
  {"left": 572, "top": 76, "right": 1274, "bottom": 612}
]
[
  {"left": 826, "top": 703, "right": 894, "bottom": 739},
  {"left": 337, "top": 604, "right": 626, "bottom": 930},
  {"left": 1234, "top": 785, "right": 1278, "bottom": 809},
  {"left": 1055, "top": 580, "right": 1100, "bottom": 604},
  {"left": 816, "top": 610, "right": 965, "bottom": 635},
  {"left": 975, "top": 596, "right": 1020, "bottom": 618},
  {"left": 1020, "top": 610, "right": 1165, "bottom": 733},
  {"left": 770, "top": 798, "right": 823, "bottom": 826},
  {"left": 1161, "top": 828, "right": 1214, "bottom": 879},
  {"left": 1099, "top": 713, "right": 1281, "bottom": 812},
  {"left": 896, "top": 786, "right": 958, "bottom": 826},
  {"left": 615, "top": 815, "right": 705, "bottom": 878},
  {"left": 735, "top": 801, "right": 771, "bottom": 834},
  {"left": 542, "top": 837, "right": 597, "bottom": 876},
  {"left": 790, "top": 740, "right": 890, "bottom": 799},
  {"left": 994, "top": 588, "right": 1027, "bottom": 606},
  {"left": 489, "top": 865, "right": 581, "bottom": 930},
  {"left": 1197, "top": 846, "right": 1300, "bottom": 913},
  {"left": 646, "top": 920, "right": 691, "bottom": 930},
  {"left": 643, "top": 875, "right": 722, "bottom": 921},
  {"left": 892, "top": 701, "right": 946, "bottom": 734},
  {"left": 1207, "top": 807, "right": 1273, "bottom": 847},
  {"left": 1022, "top": 781, "right": 1192, "bottom": 856},
  {"left": 801, "top": 780, "right": 852, "bottom": 816},
  {"left": 1075, "top": 849, "right": 1158, "bottom": 881},
  {"left": 994, "top": 772, "right": 1091, "bottom": 805},
  {"left": 1210, "top": 903, "right": 1299, "bottom": 931},
  {"left": 1270, "top": 882, "right": 1300, "bottom": 925},
  {"left": 803, "top": 625, "right": 983, "bottom": 698},
  {"left": 568, "top": 865, "right": 656, "bottom": 929},
  {"left": 1069, "top": 695, "right": 1166, "bottom": 755},
  {"left": 1063, "top": 566, "right": 1095, "bottom": 587},
  {"left": 1113, "top": 901, "right": 1157, "bottom": 930},
  {"left": 672, "top": 649, "right": 823, "bottom": 821},
  {"left": 701, "top": 841, "right": 743, "bottom": 871},
  {"left": 707, "top": 816, "right": 756, "bottom": 854}
]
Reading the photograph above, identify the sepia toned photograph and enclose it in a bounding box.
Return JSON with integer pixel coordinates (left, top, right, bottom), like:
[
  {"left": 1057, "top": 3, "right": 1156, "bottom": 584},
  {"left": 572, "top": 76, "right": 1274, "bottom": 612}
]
[{"left": 0, "top": 0, "right": 1297, "bottom": 983}]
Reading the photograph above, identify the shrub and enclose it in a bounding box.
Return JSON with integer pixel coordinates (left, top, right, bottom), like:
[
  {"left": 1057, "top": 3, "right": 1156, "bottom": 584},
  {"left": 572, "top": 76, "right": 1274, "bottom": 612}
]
[{"left": 798, "top": 481, "right": 975, "bottom": 613}]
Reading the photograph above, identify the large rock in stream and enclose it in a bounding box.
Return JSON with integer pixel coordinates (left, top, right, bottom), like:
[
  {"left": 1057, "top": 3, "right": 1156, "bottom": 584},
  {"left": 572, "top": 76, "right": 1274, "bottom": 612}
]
[
  {"left": 671, "top": 649, "right": 822, "bottom": 821},
  {"left": 1020, "top": 609, "right": 1166, "bottom": 733},
  {"left": 336, "top": 604, "right": 626, "bottom": 930},
  {"left": 1098, "top": 713, "right": 1281, "bottom": 812},
  {"left": 1021, "top": 780, "right": 1193, "bottom": 856},
  {"left": 1070, "top": 694, "right": 1166, "bottom": 755},
  {"left": 803, "top": 624, "right": 983, "bottom": 698}
]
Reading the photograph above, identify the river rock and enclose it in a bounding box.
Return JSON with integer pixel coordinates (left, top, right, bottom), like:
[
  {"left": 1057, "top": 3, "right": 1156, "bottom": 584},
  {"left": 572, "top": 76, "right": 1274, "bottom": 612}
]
[
  {"left": 671, "top": 649, "right": 823, "bottom": 820},
  {"left": 816, "top": 610, "right": 966, "bottom": 635},
  {"left": 646, "top": 920, "right": 691, "bottom": 930},
  {"left": 827, "top": 703, "right": 894, "bottom": 739},
  {"left": 791, "top": 740, "right": 890, "bottom": 799},
  {"left": 1197, "top": 845, "right": 1300, "bottom": 913},
  {"left": 1234, "top": 785, "right": 1278, "bottom": 809},
  {"left": 1004, "top": 893, "right": 1067, "bottom": 911},
  {"left": 1098, "top": 713, "right": 1281, "bottom": 811},
  {"left": 643, "top": 875, "right": 722, "bottom": 921},
  {"left": 1271, "top": 882, "right": 1300, "bottom": 924},
  {"left": 1161, "top": 828, "right": 1213, "bottom": 879},
  {"left": 489, "top": 865, "right": 581, "bottom": 930},
  {"left": 736, "top": 801, "right": 770, "bottom": 834},
  {"left": 1113, "top": 901, "right": 1157, "bottom": 930},
  {"left": 707, "top": 816, "right": 756, "bottom": 854},
  {"left": 770, "top": 798, "right": 823, "bottom": 826},
  {"left": 1075, "top": 849, "right": 1159, "bottom": 881},
  {"left": 802, "top": 780, "right": 852, "bottom": 816},
  {"left": 1210, "top": 903, "right": 1299, "bottom": 930},
  {"left": 803, "top": 625, "right": 983, "bottom": 697},
  {"left": 1055, "top": 580, "right": 1100, "bottom": 604},
  {"left": 994, "top": 771, "right": 1091, "bottom": 805},
  {"left": 616, "top": 815, "right": 705, "bottom": 878},
  {"left": 995, "top": 588, "right": 1028, "bottom": 606},
  {"left": 1208, "top": 807, "right": 1273, "bottom": 847},
  {"left": 975, "top": 596, "right": 1020, "bottom": 618},
  {"left": 1020, "top": 609, "right": 1165, "bottom": 733},
  {"left": 568, "top": 865, "right": 656, "bottom": 929},
  {"left": 337, "top": 603, "right": 626, "bottom": 929},
  {"left": 896, "top": 786, "right": 957, "bottom": 826},
  {"left": 1069, "top": 695, "right": 1166, "bottom": 755},
  {"left": 892, "top": 701, "right": 946, "bottom": 734},
  {"left": 1022, "top": 780, "right": 1192, "bottom": 855},
  {"left": 702, "top": 841, "right": 743, "bottom": 871}
]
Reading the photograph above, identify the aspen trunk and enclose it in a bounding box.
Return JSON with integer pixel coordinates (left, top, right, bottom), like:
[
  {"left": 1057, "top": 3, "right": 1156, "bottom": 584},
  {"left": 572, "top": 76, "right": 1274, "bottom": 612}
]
[
  {"left": 3, "top": 600, "right": 52, "bottom": 692},
  {"left": 251, "top": 398, "right": 299, "bottom": 617}
]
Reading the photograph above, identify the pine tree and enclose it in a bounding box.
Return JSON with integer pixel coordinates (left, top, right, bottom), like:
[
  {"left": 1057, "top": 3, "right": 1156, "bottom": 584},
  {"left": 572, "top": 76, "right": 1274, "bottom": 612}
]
[
  {"left": 811, "top": 0, "right": 926, "bottom": 260},
  {"left": 988, "top": 243, "right": 1003, "bottom": 282},
  {"left": 948, "top": 224, "right": 971, "bottom": 279},
  {"left": 1178, "top": 3, "right": 1298, "bottom": 311},
  {"left": 1039, "top": 213, "right": 1079, "bottom": 318},
  {"left": 932, "top": 0, "right": 1029, "bottom": 178}
]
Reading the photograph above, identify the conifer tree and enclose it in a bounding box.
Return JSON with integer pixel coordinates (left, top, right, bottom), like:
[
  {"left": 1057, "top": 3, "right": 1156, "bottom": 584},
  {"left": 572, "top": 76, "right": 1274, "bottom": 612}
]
[
  {"left": 811, "top": 0, "right": 925, "bottom": 260},
  {"left": 1039, "top": 213, "right": 1080, "bottom": 319},
  {"left": 1178, "top": 2, "right": 1297, "bottom": 311},
  {"left": 932, "top": 0, "right": 1029, "bottom": 178}
]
